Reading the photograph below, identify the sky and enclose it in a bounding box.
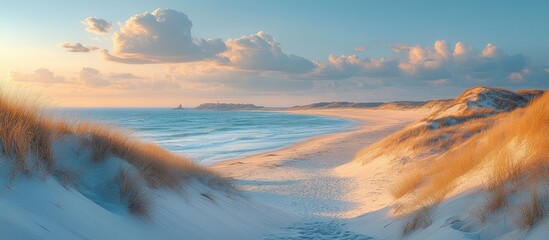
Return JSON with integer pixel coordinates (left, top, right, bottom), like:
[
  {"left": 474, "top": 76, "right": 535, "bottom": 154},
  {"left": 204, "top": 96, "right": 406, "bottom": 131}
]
[{"left": 1, "top": 0, "right": 548, "bottom": 107}]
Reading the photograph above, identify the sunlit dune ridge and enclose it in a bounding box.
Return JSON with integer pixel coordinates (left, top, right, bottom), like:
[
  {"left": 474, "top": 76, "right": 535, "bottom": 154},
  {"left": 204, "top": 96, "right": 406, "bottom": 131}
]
[
  {"left": 353, "top": 87, "right": 548, "bottom": 235},
  {"left": 395, "top": 90, "right": 547, "bottom": 206},
  {"left": 354, "top": 87, "right": 542, "bottom": 170}
]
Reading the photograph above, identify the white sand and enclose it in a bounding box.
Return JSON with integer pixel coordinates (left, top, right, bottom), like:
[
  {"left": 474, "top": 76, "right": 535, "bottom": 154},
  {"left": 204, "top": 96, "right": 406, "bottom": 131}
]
[
  {"left": 0, "top": 135, "right": 289, "bottom": 240},
  {"left": 213, "top": 109, "right": 429, "bottom": 219}
]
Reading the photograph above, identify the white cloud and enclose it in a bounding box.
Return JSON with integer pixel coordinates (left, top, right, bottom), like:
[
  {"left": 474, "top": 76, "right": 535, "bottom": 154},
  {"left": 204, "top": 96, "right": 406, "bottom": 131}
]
[
  {"left": 60, "top": 42, "right": 98, "bottom": 52},
  {"left": 314, "top": 54, "right": 399, "bottom": 79},
  {"left": 310, "top": 40, "right": 544, "bottom": 89},
  {"left": 434, "top": 40, "right": 450, "bottom": 59},
  {"left": 507, "top": 68, "right": 532, "bottom": 83},
  {"left": 100, "top": 10, "right": 313, "bottom": 72},
  {"left": 393, "top": 41, "right": 530, "bottom": 84},
  {"left": 79, "top": 67, "right": 110, "bottom": 87},
  {"left": 81, "top": 8, "right": 547, "bottom": 90},
  {"left": 84, "top": 17, "right": 112, "bottom": 34},
  {"left": 398, "top": 41, "right": 451, "bottom": 75},
  {"left": 453, "top": 42, "right": 472, "bottom": 57},
  {"left": 480, "top": 43, "right": 503, "bottom": 58},
  {"left": 103, "top": 9, "right": 226, "bottom": 64},
  {"left": 10, "top": 68, "right": 65, "bottom": 83},
  {"left": 221, "top": 31, "right": 315, "bottom": 73}
]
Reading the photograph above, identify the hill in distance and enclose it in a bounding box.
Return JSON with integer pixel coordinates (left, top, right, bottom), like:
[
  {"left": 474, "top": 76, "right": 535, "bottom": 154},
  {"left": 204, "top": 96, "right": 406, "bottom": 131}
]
[
  {"left": 194, "top": 103, "right": 265, "bottom": 111},
  {"left": 289, "top": 99, "right": 453, "bottom": 110}
]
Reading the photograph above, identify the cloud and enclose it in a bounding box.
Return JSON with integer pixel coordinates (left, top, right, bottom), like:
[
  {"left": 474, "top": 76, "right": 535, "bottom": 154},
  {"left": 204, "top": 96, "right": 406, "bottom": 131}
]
[
  {"left": 308, "top": 40, "right": 548, "bottom": 89},
  {"left": 104, "top": 9, "right": 226, "bottom": 64},
  {"left": 480, "top": 43, "right": 503, "bottom": 58},
  {"left": 508, "top": 72, "right": 524, "bottom": 82},
  {"left": 109, "top": 72, "right": 141, "bottom": 79},
  {"left": 434, "top": 40, "right": 450, "bottom": 59},
  {"left": 10, "top": 68, "right": 65, "bottom": 83},
  {"left": 221, "top": 31, "right": 315, "bottom": 73},
  {"left": 114, "top": 75, "right": 181, "bottom": 90},
  {"left": 79, "top": 67, "right": 110, "bottom": 87},
  {"left": 354, "top": 46, "right": 367, "bottom": 52},
  {"left": 519, "top": 66, "right": 549, "bottom": 86},
  {"left": 166, "top": 64, "right": 313, "bottom": 93},
  {"left": 84, "top": 17, "right": 112, "bottom": 34},
  {"left": 392, "top": 41, "right": 532, "bottom": 85},
  {"left": 314, "top": 54, "right": 400, "bottom": 79},
  {"left": 453, "top": 42, "right": 471, "bottom": 57},
  {"left": 60, "top": 42, "right": 98, "bottom": 52},
  {"left": 78, "top": 67, "right": 180, "bottom": 90},
  {"left": 397, "top": 40, "right": 451, "bottom": 76},
  {"left": 391, "top": 43, "right": 413, "bottom": 53}
]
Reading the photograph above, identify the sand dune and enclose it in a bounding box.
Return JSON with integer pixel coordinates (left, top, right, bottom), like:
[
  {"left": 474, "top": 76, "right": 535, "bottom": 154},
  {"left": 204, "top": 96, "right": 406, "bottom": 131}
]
[
  {"left": 2, "top": 86, "right": 547, "bottom": 239},
  {"left": 0, "top": 91, "right": 288, "bottom": 240},
  {"left": 345, "top": 89, "right": 549, "bottom": 239}
]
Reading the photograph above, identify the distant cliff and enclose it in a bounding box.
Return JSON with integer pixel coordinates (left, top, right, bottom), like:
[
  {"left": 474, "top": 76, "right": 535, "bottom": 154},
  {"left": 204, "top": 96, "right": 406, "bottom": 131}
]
[{"left": 194, "top": 103, "right": 265, "bottom": 111}]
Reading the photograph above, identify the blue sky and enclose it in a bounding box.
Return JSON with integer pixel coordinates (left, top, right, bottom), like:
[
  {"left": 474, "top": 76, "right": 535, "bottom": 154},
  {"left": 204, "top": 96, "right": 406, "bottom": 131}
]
[{"left": 1, "top": 1, "right": 548, "bottom": 106}]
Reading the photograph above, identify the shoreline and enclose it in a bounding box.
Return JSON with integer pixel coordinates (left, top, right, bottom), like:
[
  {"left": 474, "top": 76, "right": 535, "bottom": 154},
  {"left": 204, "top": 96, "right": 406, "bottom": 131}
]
[
  {"left": 204, "top": 109, "right": 364, "bottom": 166},
  {"left": 212, "top": 108, "right": 430, "bottom": 218}
]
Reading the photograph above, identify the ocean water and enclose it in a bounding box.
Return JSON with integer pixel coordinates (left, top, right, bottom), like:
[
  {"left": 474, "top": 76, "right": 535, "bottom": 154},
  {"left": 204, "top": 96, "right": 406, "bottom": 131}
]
[{"left": 57, "top": 108, "right": 354, "bottom": 164}]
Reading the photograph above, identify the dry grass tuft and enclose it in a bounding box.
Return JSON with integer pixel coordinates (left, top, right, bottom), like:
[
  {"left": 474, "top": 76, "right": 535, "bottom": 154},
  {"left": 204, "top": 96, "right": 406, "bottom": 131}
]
[
  {"left": 516, "top": 188, "right": 547, "bottom": 229},
  {"left": 401, "top": 206, "right": 435, "bottom": 236},
  {"left": 390, "top": 171, "right": 423, "bottom": 199},
  {"left": 488, "top": 147, "right": 524, "bottom": 191},
  {"left": 485, "top": 187, "right": 508, "bottom": 215},
  {"left": 0, "top": 90, "right": 56, "bottom": 177},
  {"left": 75, "top": 122, "right": 133, "bottom": 163},
  {"left": 474, "top": 186, "right": 511, "bottom": 223},
  {"left": 117, "top": 168, "right": 150, "bottom": 217}
]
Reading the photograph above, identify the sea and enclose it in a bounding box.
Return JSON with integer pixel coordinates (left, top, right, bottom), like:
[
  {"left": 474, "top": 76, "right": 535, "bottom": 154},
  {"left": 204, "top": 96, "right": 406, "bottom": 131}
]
[{"left": 56, "top": 108, "right": 355, "bottom": 164}]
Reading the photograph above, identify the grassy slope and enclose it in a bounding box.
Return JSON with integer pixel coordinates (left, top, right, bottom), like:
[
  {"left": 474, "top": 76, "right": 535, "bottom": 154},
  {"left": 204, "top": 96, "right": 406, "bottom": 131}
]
[
  {"left": 351, "top": 88, "right": 549, "bottom": 238},
  {"left": 0, "top": 90, "right": 232, "bottom": 211},
  {"left": 0, "top": 90, "right": 287, "bottom": 239}
]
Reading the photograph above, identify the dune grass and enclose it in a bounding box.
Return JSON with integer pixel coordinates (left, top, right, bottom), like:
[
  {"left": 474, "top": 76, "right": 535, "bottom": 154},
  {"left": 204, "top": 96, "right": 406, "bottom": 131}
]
[
  {"left": 473, "top": 185, "right": 512, "bottom": 223},
  {"left": 389, "top": 171, "right": 423, "bottom": 199},
  {"left": 401, "top": 205, "right": 436, "bottom": 236},
  {"left": 0, "top": 91, "right": 56, "bottom": 177},
  {"left": 386, "top": 92, "right": 549, "bottom": 227},
  {"left": 0, "top": 88, "right": 233, "bottom": 216},
  {"left": 484, "top": 187, "right": 508, "bottom": 215},
  {"left": 75, "top": 122, "right": 232, "bottom": 190},
  {"left": 379, "top": 114, "right": 502, "bottom": 203},
  {"left": 117, "top": 168, "right": 150, "bottom": 217},
  {"left": 516, "top": 188, "right": 548, "bottom": 229},
  {"left": 354, "top": 111, "right": 500, "bottom": 168}
]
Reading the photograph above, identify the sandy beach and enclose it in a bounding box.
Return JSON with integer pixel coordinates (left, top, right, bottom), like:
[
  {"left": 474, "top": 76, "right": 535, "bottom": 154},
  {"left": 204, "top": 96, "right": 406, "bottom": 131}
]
[{"left": 212, "top": 109, "right": 430, "bottom": 219}]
